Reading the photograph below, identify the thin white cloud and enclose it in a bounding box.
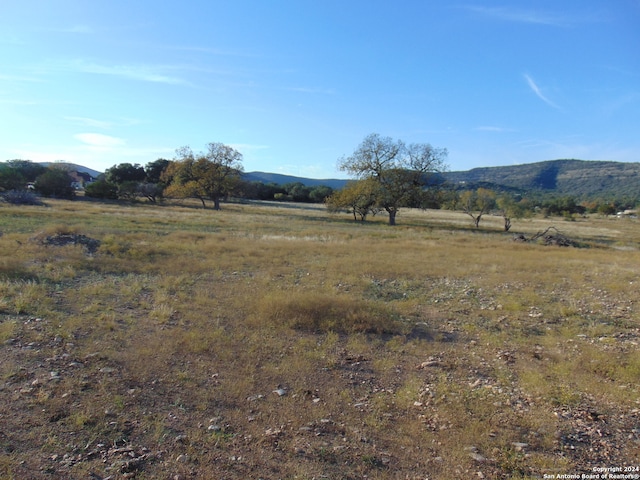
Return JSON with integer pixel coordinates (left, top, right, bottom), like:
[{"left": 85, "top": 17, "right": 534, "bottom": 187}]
[
  {"left": 289, "top": 87, "right": 336, "bottom": 95},
  {"left": 0, "top": 73, "right": 43, "bottom": 83},
  {"left": 602, "top": 92, "right": 640, "bottom": 116},
  {"left": 55, "top": 25, "right": 94, "bottom": 34},
  {"left": 71, "top": 60, "right": 190, "bottom": 86},
  {"left": 64, "top": 116, "right": 142, "bottom": 129},
  {"left": 523, "top": 74, "right": 561, "bottom": 110},
  {"left": 0, "top": 98, "right": 38, "bottom": 105},
  {"left": 64, "top": 117, "right": 113, "bottom": 129},
  {"left": 474, "top": 126, "right": 513, "bottom": 132},
  {"left": 169, "top": 45, "right": 260, "bottom": 58},
  {"left": 74, "top": 133, "right": 125, "bottom": 148},
  {"left": 463, "top": 5, "right": 587, "bottom": 27}
]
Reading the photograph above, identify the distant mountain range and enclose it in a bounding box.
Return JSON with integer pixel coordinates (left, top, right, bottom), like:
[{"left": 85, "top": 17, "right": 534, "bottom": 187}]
[
  {"left": 245, "top": 159, "right": 640, "bottom": 199},
  {"left": 23, "top": 159, "right": 640, "bottom": 200}
]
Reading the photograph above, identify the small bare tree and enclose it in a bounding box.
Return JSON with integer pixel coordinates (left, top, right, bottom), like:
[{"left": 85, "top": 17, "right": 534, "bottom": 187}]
[{"left": 460, "top": 188, "right": 496, "bottom": 228}]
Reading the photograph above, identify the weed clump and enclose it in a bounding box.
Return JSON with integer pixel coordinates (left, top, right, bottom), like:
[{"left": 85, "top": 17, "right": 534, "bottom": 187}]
[{"left": 253, "top": 291, "right": 406, "bottom": 334}]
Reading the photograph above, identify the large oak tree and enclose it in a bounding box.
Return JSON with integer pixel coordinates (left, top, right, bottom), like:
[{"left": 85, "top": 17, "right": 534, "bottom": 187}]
[
  {"left": 163, "top": 143, "right": 243, "bottom": 210},
  {"left": 338, "top": 134, "right": 447, "bottom": 225}
]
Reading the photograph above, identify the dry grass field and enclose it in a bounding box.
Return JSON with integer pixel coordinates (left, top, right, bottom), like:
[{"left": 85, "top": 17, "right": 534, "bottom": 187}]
[{"left": 0, "top": 199, "right": 639, "bottom": 479}]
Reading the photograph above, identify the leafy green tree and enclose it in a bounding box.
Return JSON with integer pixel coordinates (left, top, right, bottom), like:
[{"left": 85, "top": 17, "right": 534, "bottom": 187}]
[
  {"left": 326, "top": 178, "right": 381, "bottom": 221},
  {"left": 460, "top": 188, "right": 496, "bottom": 228},
  {"left": 105, "top": 163, "right": 146, "bottom": 185},
  {"left": 597, "top": 203, "right": 617, "bottom": 216},
  {"left": 84, "top": 179, "right": 118, "bottom": 199},
  {"left": 34, "top": 168, "right": 75, "bottom": 199},
  {"left": 237, "top": 181, "right": 286, "bottom": 200},
  {"left": 309, "top": 185, "right": 334, "bottom": 203},
  {"left": 338, "top": 133, "right": 447, "bottom": 225},
  {"left": 280, "top": 182, "right": 306, "bottom": 202},
  {"left": 496, "top": 194, "right": 528, "bottom": 231},
  {"left": 541, "top": 196, "right": 586, "bottom": 218},
  {"left": 144, "top": 159, "right": 171, "bottom": 184},
  {"left": 0, "top": 165, "right": 26, "bottom": 191},
  {"left": 116, "top": 181, "right": 140, "bottom": 201},
  {"left": 5, "top": 160, "right": 47, "bottom": 182},
  {"left": 163, "top": 143, "right": 243, "bottom": 210}
]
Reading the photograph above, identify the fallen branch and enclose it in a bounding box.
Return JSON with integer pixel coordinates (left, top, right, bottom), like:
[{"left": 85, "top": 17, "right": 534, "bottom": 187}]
[{"left": 513, "top": 227, "right": 577, "bottom": 247}]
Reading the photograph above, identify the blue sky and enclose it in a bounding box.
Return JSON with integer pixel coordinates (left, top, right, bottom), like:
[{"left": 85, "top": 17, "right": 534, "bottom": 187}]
[{"left": 1, "top": 1, "right": 639, "bottom": 178}]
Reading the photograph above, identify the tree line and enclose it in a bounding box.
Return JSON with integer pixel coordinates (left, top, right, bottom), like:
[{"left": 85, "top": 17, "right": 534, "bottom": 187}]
[
  {"left": 0, "top": 144, "right": 336, "bottom": 209},
  {"left": 2, "top": 135, "right": 637, "bottom": 228}
]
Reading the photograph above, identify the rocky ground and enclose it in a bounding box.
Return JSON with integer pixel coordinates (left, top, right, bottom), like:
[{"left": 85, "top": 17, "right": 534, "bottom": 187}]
[{"left": 2, "top": 302, "right": 639, "bottom": 479}]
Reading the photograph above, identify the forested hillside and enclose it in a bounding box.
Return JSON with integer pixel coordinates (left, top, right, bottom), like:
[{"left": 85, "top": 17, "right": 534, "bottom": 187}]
[
  {"left": 246, "top": 159, "right": 640, "bottom": 200},
  {"left": 443, "top": 159, "right": 640, "bottom": 199}
]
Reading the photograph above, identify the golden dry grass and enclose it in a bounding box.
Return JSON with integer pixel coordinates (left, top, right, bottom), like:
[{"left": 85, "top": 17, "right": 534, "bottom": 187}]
[{"left": 0, "top": 199, "right": 639, "bottom": 479}]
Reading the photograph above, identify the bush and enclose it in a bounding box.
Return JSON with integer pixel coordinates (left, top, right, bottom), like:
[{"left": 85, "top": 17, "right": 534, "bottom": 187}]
[
  {"left": 34, "top": 169, "right": 75, "bottom": 199},
  {"left": 252, "top": 291, "right": 405, "bottom": 334},
  {"left": 84, "top": 180, "right": 118, "bottom": 199},
  {"left": 0, "top": 189, "right": 44, "bottom": 205}
]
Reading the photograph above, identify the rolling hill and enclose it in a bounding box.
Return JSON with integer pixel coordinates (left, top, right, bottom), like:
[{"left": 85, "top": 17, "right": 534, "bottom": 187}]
[
  {"left": 442, "top": 159, "right": 640, "bottom": 198},
  {"left": 247, "top": 159, "right": 640, "bottom": 200},
  {"left": 242, "top": 171, "right": 348, "bottom": 190},
  {"left": 13, "top": 159, "right": 640, "bottom": 200}
]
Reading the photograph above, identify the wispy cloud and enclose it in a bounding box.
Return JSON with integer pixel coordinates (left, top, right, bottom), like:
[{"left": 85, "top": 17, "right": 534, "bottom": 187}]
[
  {"left": 169, "top": 45, "right": 260, "bottom": 58},
  {"left": 289, "top": 86, "right": 336, "bottom": 95},
  {"left": 64, "top": 116, "right": 142, "bottom": 129},
  {"left": 74, "top": 133, "right": 125, "bottom": 148},
  {"left": 523, "top": 74, "right": 561, "bottom": 109},
  {"left": 65, "top": 117, "right": 113, "bottom": 129},
  {"left": 474, "top": 126, "right": 514, "bottom": 133},
  {"left": 71, "top": 60, "right": 191, "bottom": 86},
  {"left": 55, "top": 25, "right": 94, "bottom": 34},
  {"left": 0, "top": 73, "right": 43, "bottom": 83},
  {"left": 0, "top": 98, "right": 38, "bottom": 106},
  {"left": 463, "top": 5, "right": 591, "bottom": 27}
]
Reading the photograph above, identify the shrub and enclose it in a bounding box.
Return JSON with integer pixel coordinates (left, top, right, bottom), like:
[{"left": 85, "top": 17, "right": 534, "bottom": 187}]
[
  {"left": 252, "top": 291, "right": 406, "bottom": 334},
  {"left": 34, "top": 169, "right": 75, "bottom": 199},
  {"left": 0, "top": 189, "right": 44, "bottom": 205},
  {"left": 84, "top": 180, "right": 118, "bottom": 199}
]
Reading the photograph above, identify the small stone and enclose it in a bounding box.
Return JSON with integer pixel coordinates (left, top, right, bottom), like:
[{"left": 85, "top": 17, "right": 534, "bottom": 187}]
[
  {"left": 512, "top": 442, "right": 528, "bottom": 451},
  {"left": 469, "top": 452, "right": 486, "bottom": 462},
  {"left": 175, "top": 454, "right": 188, "bottom": 463},
  {"left": 208, "top": 425, "right": 221, "bottom": 432},
  {"left": 273, "top": 388, "right": 287, "bottom": 396}
]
